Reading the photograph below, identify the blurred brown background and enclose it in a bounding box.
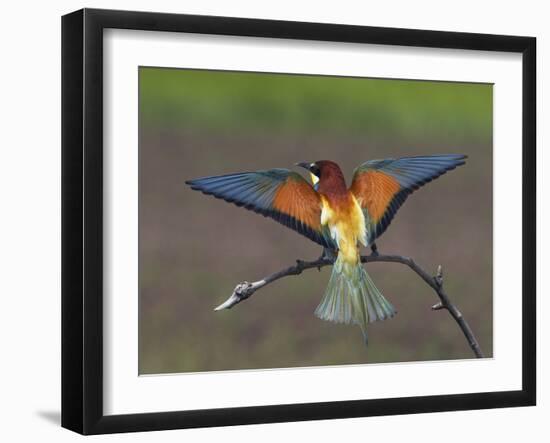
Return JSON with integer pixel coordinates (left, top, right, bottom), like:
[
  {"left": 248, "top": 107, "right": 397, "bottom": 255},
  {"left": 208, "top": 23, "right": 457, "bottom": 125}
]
[{"left": 139, "top": 67, "right": 493, "bottom": 374}]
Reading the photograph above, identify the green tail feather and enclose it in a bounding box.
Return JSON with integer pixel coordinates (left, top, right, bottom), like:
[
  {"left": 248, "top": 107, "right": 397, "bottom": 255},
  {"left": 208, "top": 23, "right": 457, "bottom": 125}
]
[{"left": 315, "top": 255, "right": 396, "bottom": 344}]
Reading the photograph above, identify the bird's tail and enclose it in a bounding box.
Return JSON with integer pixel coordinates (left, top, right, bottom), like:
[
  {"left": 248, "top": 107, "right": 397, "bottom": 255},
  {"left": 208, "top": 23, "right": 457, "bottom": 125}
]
[{"left": 315, "top": 253, "right": 396, "bottom": 344}]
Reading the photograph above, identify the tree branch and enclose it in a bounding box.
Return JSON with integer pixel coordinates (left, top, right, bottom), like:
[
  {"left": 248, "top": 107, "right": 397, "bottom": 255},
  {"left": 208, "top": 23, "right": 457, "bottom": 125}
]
[{"left": 214, "top": 253, "right": 484, "bottom": 358}]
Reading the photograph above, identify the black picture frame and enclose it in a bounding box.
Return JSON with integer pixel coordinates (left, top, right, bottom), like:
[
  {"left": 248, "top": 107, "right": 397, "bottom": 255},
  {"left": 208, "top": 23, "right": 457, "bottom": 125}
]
[{"left": 61, "top": 8, "right": 536, "bottom": 435}]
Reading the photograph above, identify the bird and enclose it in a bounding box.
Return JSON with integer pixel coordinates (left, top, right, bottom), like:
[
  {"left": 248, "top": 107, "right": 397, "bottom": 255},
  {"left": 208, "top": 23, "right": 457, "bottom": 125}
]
[{"left": 186, "top": 154, "right": 467, "bottom": 343}]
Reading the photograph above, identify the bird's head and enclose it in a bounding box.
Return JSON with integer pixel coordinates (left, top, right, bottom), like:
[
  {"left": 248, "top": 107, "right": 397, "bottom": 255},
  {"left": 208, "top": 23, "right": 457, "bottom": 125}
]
[
  {"left": 296, "top": 161, "right": 321, "bottom": 185},
  {"left": 296, "top": 160, "right": 343, "bottom": 178},
  {"left": 296, "top": 160, "right": 346, "bottom": 192}
]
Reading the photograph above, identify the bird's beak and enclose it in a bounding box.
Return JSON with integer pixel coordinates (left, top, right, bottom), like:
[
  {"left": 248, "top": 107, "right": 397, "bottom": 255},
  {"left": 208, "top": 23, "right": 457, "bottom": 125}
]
[{"left": 295, "top": 162, "right": 312, "bottom": 171}]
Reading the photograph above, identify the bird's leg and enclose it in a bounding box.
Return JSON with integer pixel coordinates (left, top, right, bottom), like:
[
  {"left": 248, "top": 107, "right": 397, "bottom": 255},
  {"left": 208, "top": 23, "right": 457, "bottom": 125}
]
[
  {"left": 317, "top": 247, "right": 337, "bottom": 270},
  {"left": 323, "top": 247, "right": 337, "bottom": 260},
  {"left": 370, "top": 242, "right": 379, "bottom": 257},
  {"left": 317, "top": 248, "right": 326, "bottom": 261}
]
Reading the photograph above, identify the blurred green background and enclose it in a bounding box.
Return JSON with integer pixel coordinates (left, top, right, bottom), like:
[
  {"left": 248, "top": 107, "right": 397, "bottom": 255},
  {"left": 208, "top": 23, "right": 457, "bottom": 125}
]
[{"left": 139, "top": 67, "right": 493, "bottom": 374}]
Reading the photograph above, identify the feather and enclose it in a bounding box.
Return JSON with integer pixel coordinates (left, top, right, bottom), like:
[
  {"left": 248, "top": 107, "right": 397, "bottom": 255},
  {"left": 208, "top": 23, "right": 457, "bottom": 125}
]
[
  {"left": 350, "top": 154, "right": 467, "bottom": 243},
  {"left": 186, "top": 169, "right": 336, "bottom": 249}
]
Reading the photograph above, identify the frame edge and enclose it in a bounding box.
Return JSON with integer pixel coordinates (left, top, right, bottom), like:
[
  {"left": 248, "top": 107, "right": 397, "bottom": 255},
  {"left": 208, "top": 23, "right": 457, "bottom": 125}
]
[
  {"left": 521, "top": 36, "right": 537, "bottom": 406},
  {"left": 61, "top": 8, "right": 85, "bottom": 435}
]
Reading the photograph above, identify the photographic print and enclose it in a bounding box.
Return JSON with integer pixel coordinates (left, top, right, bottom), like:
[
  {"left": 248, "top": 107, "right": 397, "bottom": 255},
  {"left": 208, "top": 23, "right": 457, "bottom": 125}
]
[
  {"left": 138, "top": 67, "right": 493, "bottom": 375},
  {"left": 62, "top": 10, "right": 535, "bottom": 433}
]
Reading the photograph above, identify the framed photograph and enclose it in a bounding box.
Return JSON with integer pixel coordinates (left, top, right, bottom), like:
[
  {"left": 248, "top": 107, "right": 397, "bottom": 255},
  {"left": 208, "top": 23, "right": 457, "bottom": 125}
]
[{"left": 61, "top": 8, "right": 536, "bottom": 435}]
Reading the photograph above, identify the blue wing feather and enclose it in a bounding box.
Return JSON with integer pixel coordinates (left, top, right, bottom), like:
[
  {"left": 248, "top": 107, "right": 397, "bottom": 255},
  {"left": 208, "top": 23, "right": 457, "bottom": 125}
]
[{"left": 186, "top": 169, "right": 336, "bottom": 249}]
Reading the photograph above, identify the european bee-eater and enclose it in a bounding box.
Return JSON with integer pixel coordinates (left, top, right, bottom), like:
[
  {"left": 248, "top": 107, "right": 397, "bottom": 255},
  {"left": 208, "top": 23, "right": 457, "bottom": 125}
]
[{"left": 186, "top": 154, "right": 466, "bottom": 342}]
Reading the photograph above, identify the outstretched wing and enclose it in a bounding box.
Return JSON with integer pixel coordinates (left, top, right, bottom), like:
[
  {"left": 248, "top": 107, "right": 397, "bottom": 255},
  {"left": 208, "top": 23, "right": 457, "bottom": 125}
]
[
  {"left": 350, "top": 154, "right": 467, "bottom": 244},
  {"left": 186, "top": 168, "right": 336, "bottom": 248}
]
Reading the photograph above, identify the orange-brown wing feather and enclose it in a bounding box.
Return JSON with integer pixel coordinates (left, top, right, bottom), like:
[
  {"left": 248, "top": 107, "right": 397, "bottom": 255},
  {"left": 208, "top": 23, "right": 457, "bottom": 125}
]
[
  {"left": 350, "top": 170, "right": 401, "bottom": 226},
  {"left": 186, "top": 169, "right": 336, "bottom": 248},
  {"left": 272, "top": 176, "right": 323, "bottom": 231},
  {"left": 350, "top": 155, "right": 467, "bottom": 243}
]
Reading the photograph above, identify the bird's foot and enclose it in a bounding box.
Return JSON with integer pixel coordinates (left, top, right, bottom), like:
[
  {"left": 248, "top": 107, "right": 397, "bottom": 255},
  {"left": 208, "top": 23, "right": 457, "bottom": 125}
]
[
  {"left": 322, "top": 247, "right": 337, "bottom": 260},
  {"left": 370, "top": 243, "right": 380, "bottom": 257},
  {"left": 320, "top": 248, "right": 337, "bottom": 267},
  {"left": 316, "top": 248, "right": 336, "bottom": 271}
]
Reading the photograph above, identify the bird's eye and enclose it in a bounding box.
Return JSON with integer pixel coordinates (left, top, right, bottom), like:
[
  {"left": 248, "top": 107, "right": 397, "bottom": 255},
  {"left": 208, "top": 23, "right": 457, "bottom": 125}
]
[{"left": 310, "top": 164, "right": 321, "bottom": 177}]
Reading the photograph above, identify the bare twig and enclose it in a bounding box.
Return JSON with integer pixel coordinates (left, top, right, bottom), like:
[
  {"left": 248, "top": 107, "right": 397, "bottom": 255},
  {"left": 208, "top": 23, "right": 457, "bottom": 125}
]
[{"left": 214, "top": 254, "right": 484, "bottom": 358}]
